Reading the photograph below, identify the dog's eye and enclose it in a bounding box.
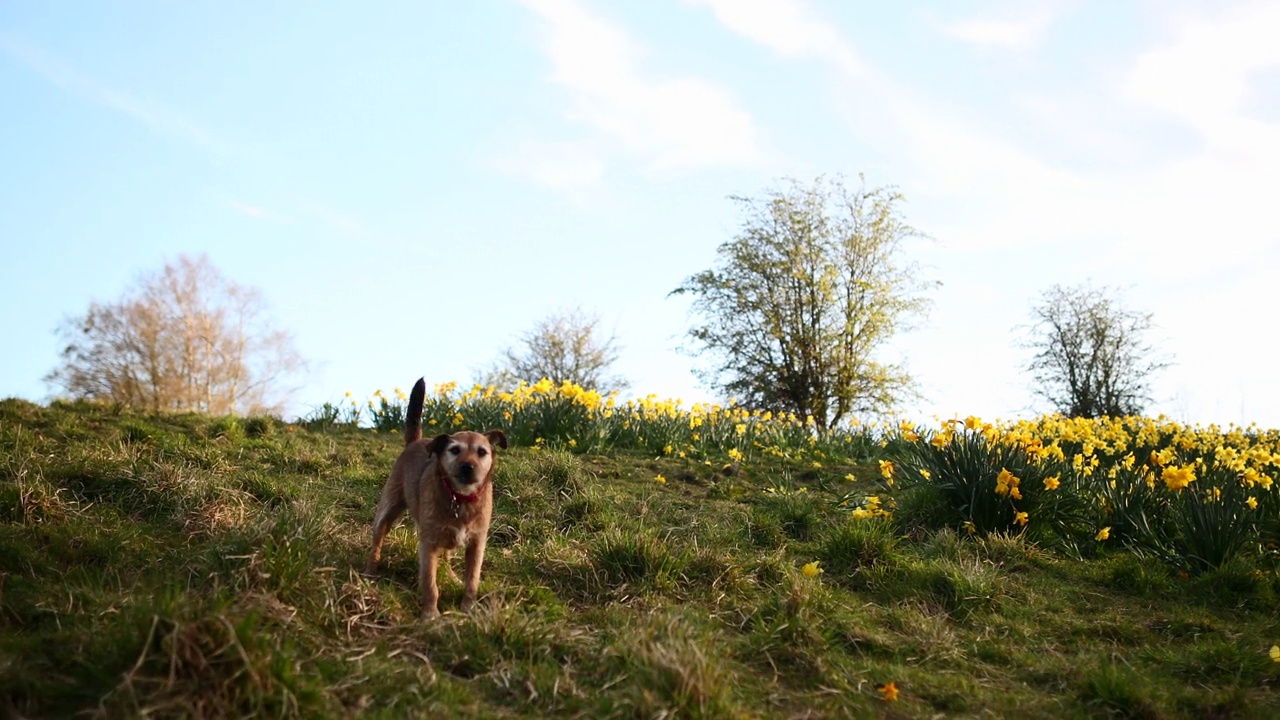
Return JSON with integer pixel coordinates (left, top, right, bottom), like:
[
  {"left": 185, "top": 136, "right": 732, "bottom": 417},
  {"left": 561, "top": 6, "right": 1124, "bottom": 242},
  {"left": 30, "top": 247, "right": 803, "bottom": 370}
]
[
  {"left": 449, "top": 446, "right": 462, "bottom": 456},
  {"left": 477, "top": 448, "right": 488, "bottom": 458}
]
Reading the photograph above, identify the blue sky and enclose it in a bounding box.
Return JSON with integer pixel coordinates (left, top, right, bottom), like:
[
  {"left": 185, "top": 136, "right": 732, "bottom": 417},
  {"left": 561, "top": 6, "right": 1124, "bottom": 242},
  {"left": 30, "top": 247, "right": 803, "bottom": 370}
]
[{"left": 3, "top": 1, "right": 1279, "bottom": 427}]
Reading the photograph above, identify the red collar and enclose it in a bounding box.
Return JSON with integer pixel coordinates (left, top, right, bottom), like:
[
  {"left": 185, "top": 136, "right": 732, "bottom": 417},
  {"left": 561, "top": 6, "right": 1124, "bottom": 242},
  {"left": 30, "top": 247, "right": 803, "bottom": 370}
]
[{"left": 441, "top": 472, "right": 488, "bottom": 504}]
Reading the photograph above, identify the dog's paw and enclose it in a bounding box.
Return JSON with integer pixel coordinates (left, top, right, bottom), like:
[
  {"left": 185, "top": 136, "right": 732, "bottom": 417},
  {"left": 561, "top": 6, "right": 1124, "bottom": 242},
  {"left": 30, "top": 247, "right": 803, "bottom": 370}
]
[{"left": 422, "top": 607, "right": 441, "bottom": 620}]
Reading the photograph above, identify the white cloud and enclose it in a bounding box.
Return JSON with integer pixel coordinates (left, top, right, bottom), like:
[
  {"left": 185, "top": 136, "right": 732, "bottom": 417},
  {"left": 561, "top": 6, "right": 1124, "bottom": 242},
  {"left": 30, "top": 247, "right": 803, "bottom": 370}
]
[
  {"left": 1124, "top": 1, "right": 1280, "bottom": 156},
  {"left": 227, "top": 200, "right": 285, "bottom": 221},
  {"left": 509, "top": 0, "right": 763, "bottom": 190},
  {"left": 934, "top": 10, "right": 1062, "bottom": 51},
  {"left": 492, "top": 137, "right": 607, "bottom": 199},
  {"left": 684, "top": 0, "right": 868, "bottom": 78},
  {"left": 0, "top": 32, "right": 221, "bottom": 151}
]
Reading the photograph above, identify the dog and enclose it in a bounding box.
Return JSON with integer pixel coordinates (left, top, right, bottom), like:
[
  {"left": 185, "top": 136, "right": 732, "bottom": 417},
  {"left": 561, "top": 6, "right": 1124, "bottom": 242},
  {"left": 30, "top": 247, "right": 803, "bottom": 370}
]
[{"left": 366, "top": 377, "right": 507, "bottom": 617}]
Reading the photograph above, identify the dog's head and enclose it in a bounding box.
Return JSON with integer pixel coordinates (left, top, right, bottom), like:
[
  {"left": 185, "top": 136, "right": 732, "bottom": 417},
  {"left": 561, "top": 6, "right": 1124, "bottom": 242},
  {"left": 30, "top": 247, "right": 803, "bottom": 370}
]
[{"left": 428, "top": 430, "right": 508, "bottom": 494}]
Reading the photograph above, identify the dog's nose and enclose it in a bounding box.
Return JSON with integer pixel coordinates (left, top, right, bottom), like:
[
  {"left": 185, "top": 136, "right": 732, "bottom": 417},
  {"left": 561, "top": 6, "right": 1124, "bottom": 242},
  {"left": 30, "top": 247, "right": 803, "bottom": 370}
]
[{"left": 459, "top": 462, "right": 476, "bottom": 478}]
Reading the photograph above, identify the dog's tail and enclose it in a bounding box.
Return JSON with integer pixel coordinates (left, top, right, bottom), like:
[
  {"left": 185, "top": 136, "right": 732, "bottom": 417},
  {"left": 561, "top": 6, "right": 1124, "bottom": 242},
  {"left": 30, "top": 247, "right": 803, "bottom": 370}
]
[{"left": 405, "top": 377, "right": 426, "bottom": 446}]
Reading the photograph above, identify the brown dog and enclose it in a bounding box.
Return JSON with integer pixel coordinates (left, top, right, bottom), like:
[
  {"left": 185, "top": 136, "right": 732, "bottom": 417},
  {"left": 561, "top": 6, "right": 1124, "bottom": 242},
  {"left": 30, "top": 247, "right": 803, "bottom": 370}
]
[{"left": 366, "top": 377, "right": 507, "bottom": 617}]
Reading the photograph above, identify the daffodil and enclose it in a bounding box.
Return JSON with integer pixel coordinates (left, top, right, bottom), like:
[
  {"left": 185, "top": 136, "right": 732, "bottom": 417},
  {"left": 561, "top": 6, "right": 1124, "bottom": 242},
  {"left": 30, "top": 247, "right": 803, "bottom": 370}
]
[
  {"left": 801, "top": 561, "right": 823, "bottom": 577},
  {"left": 1095, "top": 526, "right": 1111, "bottom": 541},
  {"left": 878, "top": 682, "right": 899, "bottom": 702},
  {"left": 1162, "top": 465, "right": 1195, "bottom": 491},
  {"left": 1043, "top": 475, "right": 1060, "bottom": 491},
  {"left": 1014, "top": 511, "right": 1029, "bottom": 527},
  {"left": 655, "top": 474, "right": 667, "bottom": 484}
]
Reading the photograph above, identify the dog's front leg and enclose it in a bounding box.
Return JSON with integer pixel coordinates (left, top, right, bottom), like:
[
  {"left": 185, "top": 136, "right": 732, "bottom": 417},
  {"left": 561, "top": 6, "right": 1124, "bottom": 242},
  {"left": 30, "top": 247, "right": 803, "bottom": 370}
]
[
  {"left": 419, "top": 537, "right": 442, "bottom": 619},
  {"left": 461, "top": 536, "right": 487, "bottom": 612}
]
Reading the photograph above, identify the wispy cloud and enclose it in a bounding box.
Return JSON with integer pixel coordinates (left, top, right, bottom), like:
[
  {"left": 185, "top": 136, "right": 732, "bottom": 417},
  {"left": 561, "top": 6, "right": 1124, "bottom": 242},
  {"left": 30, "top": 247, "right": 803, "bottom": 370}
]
[
  {"left": 504, "top": 0, "right": 764, "bottom": 191},
  {"left": 294, "top": 198, "right": 365, "bottom": 238},
  {"left": 689, "top": 0, "right": 1068, "bottom": 234},
  {"left": 932, "top": 7, "right": 1064, "bottom": 51},
  {"left": 685, "top": 0, "right": 869, "bottom": 78},
  {"left": 0, "top": 32, "right": 223, "bottom": 152},
  {"left": 226, "top": 199, "right": 292, "bottom": 224},
  {"left": 1124, "top": 1, "right": 1280, "bottom": 156}
]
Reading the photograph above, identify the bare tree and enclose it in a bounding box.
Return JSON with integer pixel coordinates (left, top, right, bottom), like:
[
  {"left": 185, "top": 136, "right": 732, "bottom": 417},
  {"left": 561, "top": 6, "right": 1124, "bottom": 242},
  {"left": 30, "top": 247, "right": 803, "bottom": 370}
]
[
  {"left": 46, "top": 254, "right": 306, "bottom": 415},
  {"left": 1021, "top": 283, "right": 1169, "bottom": 418},
  {"left": 671, "top": 175, "right": 935, "bottom": 429},
  {"left": 480, "top": 308, "right": 629, "bottom": 393}
]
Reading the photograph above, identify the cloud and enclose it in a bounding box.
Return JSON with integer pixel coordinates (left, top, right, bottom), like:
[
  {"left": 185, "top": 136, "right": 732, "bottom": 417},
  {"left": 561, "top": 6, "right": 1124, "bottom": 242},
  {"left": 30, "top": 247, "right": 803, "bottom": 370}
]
[
  {"left": 684, "top": 0, "right": 869, "bottom": 78},
  {"left": 294, "top": 198, "right": 365, "bottom": 238},
  {"left": 227, "top": 200, "right": 291, "bottom": 224},
  {"left": 0, "top": 32, "right": 222, "bottom": 152},
  {"left": 689, "top": 0, "right": 1070, "bottom": 232},
  {"left": 507, "top": 0, "right": 764, "bottom": 190},
  {"left": 491, "top": 136, "right": 607, "bottom": 201},
  {"left": 933, "top": 8, "right": 1064, "bottom": 51},
  {"left": 1124, "top": 1, "right": 1280, "bottom": 156}
]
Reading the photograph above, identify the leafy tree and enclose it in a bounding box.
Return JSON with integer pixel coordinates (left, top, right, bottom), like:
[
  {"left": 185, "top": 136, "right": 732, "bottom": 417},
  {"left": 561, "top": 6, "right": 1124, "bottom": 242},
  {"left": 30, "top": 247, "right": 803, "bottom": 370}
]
[
  {"left": 671, "top": 175, "right": 934, "bottom": 429},
  {"left": 46, "top": 254, "right": 306, "bottom": 415},
  {"left": 480, "top": 307, "right": 629, "bottom": 393},
  {"left": 1020, "top": 283, "right": 1168, "bottom": 418}
]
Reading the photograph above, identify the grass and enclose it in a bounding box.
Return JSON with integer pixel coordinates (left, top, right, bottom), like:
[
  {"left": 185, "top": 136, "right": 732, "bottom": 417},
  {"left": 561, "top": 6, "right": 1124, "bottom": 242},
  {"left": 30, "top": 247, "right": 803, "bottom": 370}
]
[{"left": 1, "top": 397, "right": 1279, "bottom": 718}]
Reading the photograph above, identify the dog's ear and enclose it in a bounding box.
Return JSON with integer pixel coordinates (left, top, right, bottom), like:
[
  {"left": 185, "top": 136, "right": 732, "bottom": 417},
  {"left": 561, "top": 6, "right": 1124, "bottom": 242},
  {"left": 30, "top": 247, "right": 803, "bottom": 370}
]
[
  {"left": 427, "top": 433, "right": 453, "bottom": 456},
  {"left": 485, "top": 429, "right": 508, "bottom": 450}
]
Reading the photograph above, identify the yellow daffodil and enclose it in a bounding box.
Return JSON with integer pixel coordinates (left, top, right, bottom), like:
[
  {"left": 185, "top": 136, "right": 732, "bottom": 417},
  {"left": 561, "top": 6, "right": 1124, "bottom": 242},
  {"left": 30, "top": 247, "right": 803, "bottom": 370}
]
[
  {"left": 655, "top": 474, "right": 667, "bottom": 484},
  {"left": 1162, "top": 465, "right": 1196, "bottom": 491},
  {"left": 1014, "top": 511, "right": 1029, "bottom": 527},
  {"left": 878, "top": 682, "right": 899, "bottom": 702},
  {"left": 801, "top": 561, "right": 823, "bottom": 577},
  {"left": 1043, "top": 475, "right": 1061, "bottom": 491},
  {"left": 1271, "top": 645, "right": 1280, "bottom": 662},
  {"left": 1095, "top": 526, "right": 1111, "bottom": 541}
]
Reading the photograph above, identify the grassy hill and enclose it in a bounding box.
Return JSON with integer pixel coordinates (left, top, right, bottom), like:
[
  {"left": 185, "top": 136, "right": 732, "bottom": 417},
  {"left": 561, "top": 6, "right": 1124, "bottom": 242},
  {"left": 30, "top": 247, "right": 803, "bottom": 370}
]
[{"left": 1, "top": 397, "right": 1278, "bottom": 718}]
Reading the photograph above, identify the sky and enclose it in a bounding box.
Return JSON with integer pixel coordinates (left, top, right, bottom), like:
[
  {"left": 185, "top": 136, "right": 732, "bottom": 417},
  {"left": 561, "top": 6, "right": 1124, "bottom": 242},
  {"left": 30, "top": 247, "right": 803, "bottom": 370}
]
[{"left": 2, "top": 1, "right": 1279, "bottom": 428}]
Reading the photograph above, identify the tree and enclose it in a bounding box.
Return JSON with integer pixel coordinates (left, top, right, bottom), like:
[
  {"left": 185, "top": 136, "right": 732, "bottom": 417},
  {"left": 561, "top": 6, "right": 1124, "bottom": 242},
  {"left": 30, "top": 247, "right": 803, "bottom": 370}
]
[
  {"left": 480, "top": 308, "right": 629, "bottom": 393},
  {"left": 671, "top": 175, "right": 934, "bottom": 429},
  {"left": 46, "top": 254, "right": 306, "bottom": 415},
  {"left": 1020, "top": 283, "right": 1168, "bottom": 418}
]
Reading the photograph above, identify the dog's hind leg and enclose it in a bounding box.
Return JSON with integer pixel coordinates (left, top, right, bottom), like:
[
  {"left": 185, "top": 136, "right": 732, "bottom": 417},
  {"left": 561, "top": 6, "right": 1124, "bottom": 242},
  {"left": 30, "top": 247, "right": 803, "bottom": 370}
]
[
  {"left": 366, "top": 488, "right": 407, "bottom": 575},
  {"left": 440, "top": 549, "right": 462, "bottom": 584}
]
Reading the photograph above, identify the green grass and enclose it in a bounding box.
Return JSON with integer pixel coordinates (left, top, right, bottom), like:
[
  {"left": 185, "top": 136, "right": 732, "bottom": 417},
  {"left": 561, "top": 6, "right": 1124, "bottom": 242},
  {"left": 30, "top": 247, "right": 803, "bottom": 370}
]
[{"left": 2, "top": 398, "right": 1279, "bottom": 718}]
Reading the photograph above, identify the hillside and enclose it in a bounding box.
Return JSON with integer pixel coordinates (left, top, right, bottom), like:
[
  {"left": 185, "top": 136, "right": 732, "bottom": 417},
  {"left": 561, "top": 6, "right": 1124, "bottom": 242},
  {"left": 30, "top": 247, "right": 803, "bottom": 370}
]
[{"left": 1, "top": 396, "right": 1278, "bottom": 718}]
